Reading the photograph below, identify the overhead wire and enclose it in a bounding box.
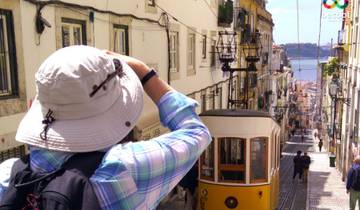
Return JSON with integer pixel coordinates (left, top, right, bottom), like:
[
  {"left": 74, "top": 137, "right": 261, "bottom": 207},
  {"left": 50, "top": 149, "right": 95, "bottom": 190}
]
[
  {"left": 296, "top": 0, "right": 301, "bottom": 73},
  {"left": 316, "top": 0, "right": 323, "bottom": 118},
  {"left": 200, "top": 0, "right": 218, "bottom": 18},
  {"left": 62, "top": 6, "right": 165, "bottom": 32},
  {"left": 23, "top": 0, "right": 165, "bottom": 27},
  {"left": 154, "top": 3, "right": 218, "bottom": 43}
]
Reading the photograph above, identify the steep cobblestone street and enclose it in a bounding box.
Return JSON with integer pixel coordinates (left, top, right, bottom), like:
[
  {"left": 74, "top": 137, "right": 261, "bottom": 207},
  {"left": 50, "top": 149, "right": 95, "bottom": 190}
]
[
  {"left": 279, "top": 130, "right": 352, "bottom": 210},
  {"left": 278, "top": 131, "right": 312, "bottom": 210}
]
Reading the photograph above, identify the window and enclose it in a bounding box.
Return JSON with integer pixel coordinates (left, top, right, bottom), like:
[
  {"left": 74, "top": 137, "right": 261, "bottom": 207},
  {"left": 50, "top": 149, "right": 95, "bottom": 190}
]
[
  {"left": 148, "top": 0, "right": 155, "bottom": 6},
  {"left": 0, "top": 9, "right": 18, "bottom": 97},
  {"left": 210, "top": 38, "right": 216, "bottom": 67},
  {"left": 250, "top": 137, "right": 268, "bottom": 183},
  {"left": 202, "top": 35, "right": 207, "bottom": 59},
  {"left": 113, "top": 25, "right": 129, "bottom": 55},
  {"left": 200, "top": 139, "right": 215, "bottom": 180},
  {"left": 218, "top": 137, "right": 246, "bottom": 183},
  {"left": 170, "top": 31, "right": 179, "bottom": 72},
  {"left": 188, "top": 32, "right": 196, "bottom": 70},
  {"left": 61, "top": 18, "right": 86, "bottom": 48}
]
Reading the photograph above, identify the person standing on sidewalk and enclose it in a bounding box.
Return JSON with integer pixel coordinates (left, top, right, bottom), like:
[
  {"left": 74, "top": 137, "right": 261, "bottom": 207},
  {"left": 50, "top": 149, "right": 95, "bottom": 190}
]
[
  {"left": 318, "top": 139, "right": 323, "bottom": 152},
  {"left": 346, "top": 156, "right": 360, "bottom": 210},
  {"left": 293, "top": 150, "right": 304, "bottom": 181},
  {"left": 301, "top": 152, "right": 311, "bottom": 182}
]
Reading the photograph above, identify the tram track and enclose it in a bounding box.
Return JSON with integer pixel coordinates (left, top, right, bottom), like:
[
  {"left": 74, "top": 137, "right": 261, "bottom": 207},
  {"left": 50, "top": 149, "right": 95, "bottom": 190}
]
[{"left": 278, "top": 132, "right": 314, "bottom": 210}]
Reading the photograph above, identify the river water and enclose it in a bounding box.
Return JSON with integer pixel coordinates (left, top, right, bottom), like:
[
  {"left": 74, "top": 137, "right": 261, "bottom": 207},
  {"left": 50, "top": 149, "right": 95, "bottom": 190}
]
[{"left": 290, "top": 59, "right": 327, "bottom": 82}]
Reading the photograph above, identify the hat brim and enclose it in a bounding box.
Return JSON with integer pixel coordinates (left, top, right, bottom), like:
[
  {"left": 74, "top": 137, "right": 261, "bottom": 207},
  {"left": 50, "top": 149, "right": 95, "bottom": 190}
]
[{"left": 15, "top": 62, "right": 143, "bottom": 152}]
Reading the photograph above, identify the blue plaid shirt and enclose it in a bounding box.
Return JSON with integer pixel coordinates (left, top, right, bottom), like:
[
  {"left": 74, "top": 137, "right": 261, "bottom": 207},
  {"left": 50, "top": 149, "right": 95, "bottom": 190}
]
[{"left": 0, "top": 91, "right": 212, "bottom": 210}]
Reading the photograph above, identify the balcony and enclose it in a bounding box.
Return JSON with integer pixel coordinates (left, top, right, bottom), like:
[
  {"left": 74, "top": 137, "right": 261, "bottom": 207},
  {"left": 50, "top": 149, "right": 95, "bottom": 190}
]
[{"left": 218, "top": 0, "right": 233, "bottom": 27}]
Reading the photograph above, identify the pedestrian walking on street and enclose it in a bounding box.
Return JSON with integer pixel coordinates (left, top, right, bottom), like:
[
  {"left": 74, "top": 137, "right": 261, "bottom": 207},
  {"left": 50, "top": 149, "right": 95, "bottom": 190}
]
[
  {"left": 318, "top": 139, "right": 323, "bottom": 152},
  {"left": 301, "top": 152, "right": 311, "bottom": 182},
  {"left": 301, "top": 134, "right": 305, "bottom": 142},
  {"left": 346, "top": 156, "right": 360, "bottom": 210},
  {"left": 293, "top": 150, "right": 304, "bottom": 181},
  {"left": 0, "top": 46, "right": 212, "bottom": 210}
]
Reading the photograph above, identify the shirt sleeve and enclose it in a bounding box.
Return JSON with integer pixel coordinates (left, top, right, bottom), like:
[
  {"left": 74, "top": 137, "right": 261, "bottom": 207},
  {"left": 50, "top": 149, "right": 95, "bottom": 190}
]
[{"left": 90, "top": 91, "right": 212, "bottom": 210}]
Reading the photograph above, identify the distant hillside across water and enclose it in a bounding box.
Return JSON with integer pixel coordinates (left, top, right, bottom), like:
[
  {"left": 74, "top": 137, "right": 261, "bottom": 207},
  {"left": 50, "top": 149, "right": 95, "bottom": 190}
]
[{"left": 282, "top": 43, "right": 330, "bottom": 59}]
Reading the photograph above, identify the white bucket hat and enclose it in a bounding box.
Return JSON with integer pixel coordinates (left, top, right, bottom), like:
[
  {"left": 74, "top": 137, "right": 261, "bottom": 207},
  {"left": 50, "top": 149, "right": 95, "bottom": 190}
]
[{"left": 15, "top": 46, "right": 143, "bottom": 152}]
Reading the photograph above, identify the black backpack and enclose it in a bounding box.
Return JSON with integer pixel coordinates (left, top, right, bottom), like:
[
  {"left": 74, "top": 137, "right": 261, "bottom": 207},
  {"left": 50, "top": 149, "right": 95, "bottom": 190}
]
[{"left": 0, "top": 152, "right": 105, "bottom": 210}]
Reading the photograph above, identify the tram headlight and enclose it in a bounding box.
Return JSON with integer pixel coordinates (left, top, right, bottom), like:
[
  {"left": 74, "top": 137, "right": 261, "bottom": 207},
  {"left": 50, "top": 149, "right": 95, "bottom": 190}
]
[{"left": 224, "top": 196, "right": 238, "bottom": 209}]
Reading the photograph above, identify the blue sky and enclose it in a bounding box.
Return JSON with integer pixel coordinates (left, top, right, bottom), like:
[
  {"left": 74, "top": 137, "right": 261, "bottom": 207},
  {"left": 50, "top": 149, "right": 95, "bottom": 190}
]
[{"left": 267, "top": 0, "right": 343, "bottom": 45}]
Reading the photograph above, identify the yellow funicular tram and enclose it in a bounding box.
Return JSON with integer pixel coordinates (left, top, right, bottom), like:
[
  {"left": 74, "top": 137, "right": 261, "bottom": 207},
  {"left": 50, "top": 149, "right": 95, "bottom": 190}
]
[{"left": 198, "top": 109, "right": 281, "bottom": 210}]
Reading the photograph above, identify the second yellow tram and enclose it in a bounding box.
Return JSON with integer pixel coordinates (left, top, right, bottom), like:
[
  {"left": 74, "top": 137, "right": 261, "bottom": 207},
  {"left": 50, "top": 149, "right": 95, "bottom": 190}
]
[{"left": 198, "top": 109, "right": 281, "bottom": 210}]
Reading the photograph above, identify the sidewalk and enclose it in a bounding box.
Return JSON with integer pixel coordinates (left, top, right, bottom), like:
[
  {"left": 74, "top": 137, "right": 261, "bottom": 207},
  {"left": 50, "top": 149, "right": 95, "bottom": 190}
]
[{"left": 308, "top": 152, "right": 350, "bottom": 210}]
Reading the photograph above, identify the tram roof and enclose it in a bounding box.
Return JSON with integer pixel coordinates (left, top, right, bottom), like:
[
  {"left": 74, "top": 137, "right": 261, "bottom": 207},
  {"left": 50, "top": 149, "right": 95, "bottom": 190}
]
[{"left": 199, "top": 109, "right": 273, "bottom": 118}]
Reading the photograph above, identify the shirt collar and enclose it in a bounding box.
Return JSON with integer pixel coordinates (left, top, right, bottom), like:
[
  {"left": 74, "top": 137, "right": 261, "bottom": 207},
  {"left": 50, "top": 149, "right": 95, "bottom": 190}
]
[{"left": 29, "top": 146, "right": 74, "bottom": 173}]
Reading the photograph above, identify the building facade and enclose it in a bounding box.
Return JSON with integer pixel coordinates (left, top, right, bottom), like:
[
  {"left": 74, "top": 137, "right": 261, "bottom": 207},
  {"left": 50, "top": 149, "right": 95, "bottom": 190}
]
[
  {"left": 337, "top": 0, "right": 359, "bottom": 180},
  {"left": 233, "top": 0, "right": 273, "bottom": 110},
  {"left": 0, "top": 0, "right": 236, "bottom": 160}
]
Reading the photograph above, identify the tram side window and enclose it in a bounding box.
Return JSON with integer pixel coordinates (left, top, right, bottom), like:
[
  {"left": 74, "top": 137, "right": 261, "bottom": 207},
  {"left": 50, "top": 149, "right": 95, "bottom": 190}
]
[
  {"left": 200, "top": 139, "right": 215, "bottom": 180},
  {"left": 218, "top": 137, "right": 246, "bottom": 183},
  {"left": 250, "top": 137, "right": 268, "bottom": 183}
]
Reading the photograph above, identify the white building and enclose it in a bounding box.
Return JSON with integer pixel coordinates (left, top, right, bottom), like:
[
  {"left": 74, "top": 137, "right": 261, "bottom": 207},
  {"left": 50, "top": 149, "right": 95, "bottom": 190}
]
[{"left": 0, "top": 0, "right": 233, "bottom": 159}]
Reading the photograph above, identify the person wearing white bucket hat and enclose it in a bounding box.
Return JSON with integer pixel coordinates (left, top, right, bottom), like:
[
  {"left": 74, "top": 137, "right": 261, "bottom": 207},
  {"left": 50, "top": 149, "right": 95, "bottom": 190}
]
[{"left": 0, "top": 46, "right": 212, "bottom": 210}]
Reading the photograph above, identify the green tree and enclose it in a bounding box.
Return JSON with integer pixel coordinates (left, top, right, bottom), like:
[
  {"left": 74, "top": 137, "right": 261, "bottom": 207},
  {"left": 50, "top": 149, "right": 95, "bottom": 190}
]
[{"left": 323, "top": 57, "right": 340, "bottom": 77}]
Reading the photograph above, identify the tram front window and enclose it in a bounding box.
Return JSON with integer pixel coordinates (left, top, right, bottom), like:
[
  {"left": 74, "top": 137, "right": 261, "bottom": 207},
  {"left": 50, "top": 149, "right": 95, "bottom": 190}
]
[
  {"left": 218, "top": 137, "right": 246, "bottom": 183},
  {"left": 250, "top": 137, "right": 268, "bottom": 183},
  {"left": 200, "top": 139, "right": 215, "bottom": 180}
]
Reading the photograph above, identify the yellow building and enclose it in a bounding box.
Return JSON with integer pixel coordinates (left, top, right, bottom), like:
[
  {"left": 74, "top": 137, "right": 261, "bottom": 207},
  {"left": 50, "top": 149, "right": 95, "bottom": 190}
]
[{"left": 233, "top": 0, "right": 273, "bottom": 110}]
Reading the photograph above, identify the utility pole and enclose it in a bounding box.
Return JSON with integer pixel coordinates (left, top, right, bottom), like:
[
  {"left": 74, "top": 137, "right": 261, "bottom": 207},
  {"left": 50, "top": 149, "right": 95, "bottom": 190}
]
[{"left": 330, "top": 38, "right": 333, "bottom": 57}]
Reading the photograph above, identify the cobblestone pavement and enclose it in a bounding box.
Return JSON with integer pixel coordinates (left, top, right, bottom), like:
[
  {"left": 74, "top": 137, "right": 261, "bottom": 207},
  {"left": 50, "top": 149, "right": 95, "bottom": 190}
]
[
  {"left": 308, "top": 150, "right": 350, "bottom": 210},
  {"left": 278, "top": 131, "right": 313, "bottom": 210}
]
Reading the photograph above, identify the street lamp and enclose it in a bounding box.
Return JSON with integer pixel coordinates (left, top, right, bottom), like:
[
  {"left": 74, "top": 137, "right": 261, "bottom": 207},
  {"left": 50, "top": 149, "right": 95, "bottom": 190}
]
[
  {"left": 216, "top": 31, "right": 261, "bottom": 109},
  {"left": 329, "top": 78, "right": 339, "bottom": 152}
]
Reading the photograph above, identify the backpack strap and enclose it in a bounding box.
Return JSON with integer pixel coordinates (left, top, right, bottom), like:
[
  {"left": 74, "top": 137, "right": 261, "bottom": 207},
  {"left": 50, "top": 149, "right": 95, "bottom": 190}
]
[{"left": 63, "top": 152, "right": 105, "bottom": 178}]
